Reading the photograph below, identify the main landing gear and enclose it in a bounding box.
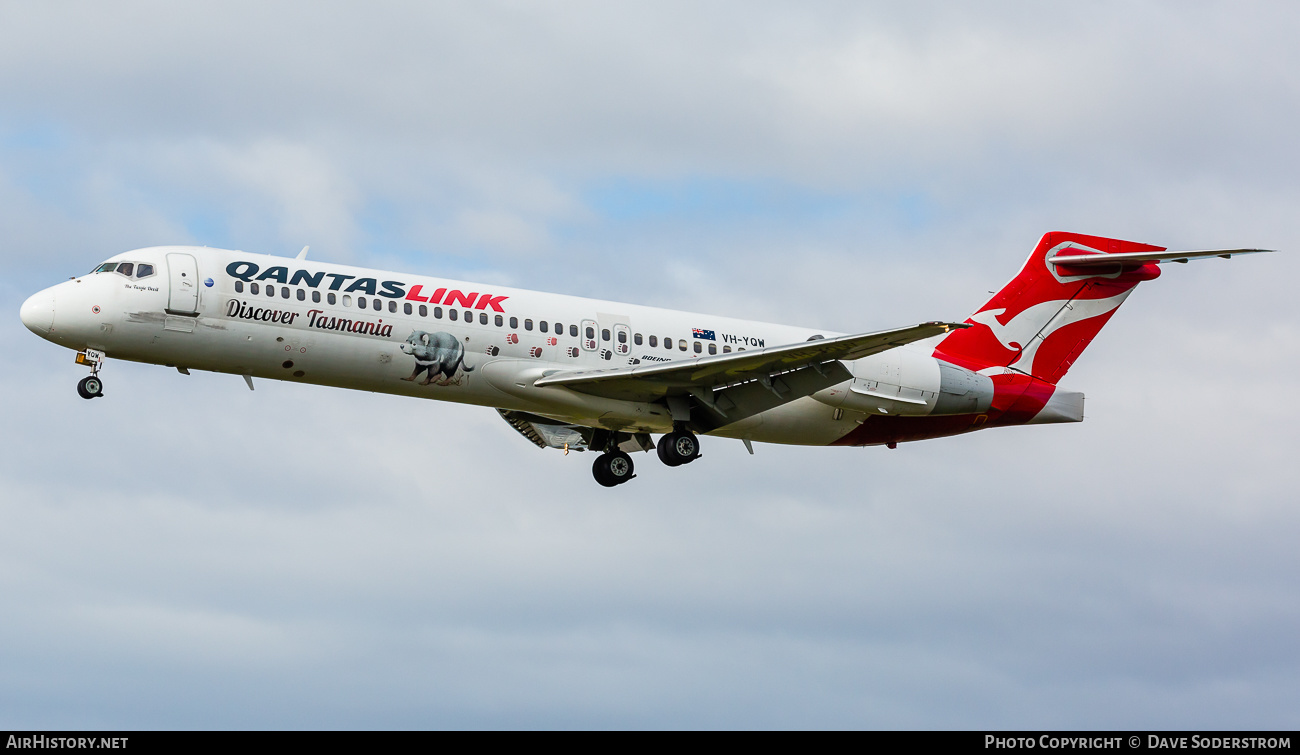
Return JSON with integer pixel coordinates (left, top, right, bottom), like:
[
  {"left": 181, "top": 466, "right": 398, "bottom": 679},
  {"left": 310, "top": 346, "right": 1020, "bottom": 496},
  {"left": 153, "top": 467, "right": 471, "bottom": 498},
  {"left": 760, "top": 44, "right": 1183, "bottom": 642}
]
[
  {"left": 592, "top": 449, "right": 635, "bottom": 487},
  {"left": 657, "top": 430, "right": 700, "bottom": 467},
  {"left": 75, "top": 348, "right": 106, "bottom": 400},
  {"left": 588, "top": 428, "right": 701, "bottom": 487}
]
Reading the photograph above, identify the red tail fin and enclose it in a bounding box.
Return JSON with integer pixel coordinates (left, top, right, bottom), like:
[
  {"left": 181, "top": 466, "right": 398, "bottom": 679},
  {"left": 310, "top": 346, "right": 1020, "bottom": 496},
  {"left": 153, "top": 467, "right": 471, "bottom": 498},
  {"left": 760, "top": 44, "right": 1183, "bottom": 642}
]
[{"left": 934, "top": 232, "right": 1164, "bottom": 384}]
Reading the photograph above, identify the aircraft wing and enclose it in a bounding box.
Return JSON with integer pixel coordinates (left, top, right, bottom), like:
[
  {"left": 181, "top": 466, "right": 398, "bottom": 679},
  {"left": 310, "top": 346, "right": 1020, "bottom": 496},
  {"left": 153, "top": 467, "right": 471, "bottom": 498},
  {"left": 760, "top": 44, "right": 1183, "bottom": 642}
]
[
  {"left": 1047, "top": 248, "right": 1274, "bottom": 266},
  {"left": 533, "top": 321, "right": 967, "bottom": 405}
]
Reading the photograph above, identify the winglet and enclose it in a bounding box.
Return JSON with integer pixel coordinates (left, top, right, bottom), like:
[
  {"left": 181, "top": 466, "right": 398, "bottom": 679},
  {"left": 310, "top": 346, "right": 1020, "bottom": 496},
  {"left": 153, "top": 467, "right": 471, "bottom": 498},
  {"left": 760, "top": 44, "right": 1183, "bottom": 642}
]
[{"left": 296, "top": 246, "right": 310, "bottom": 260}]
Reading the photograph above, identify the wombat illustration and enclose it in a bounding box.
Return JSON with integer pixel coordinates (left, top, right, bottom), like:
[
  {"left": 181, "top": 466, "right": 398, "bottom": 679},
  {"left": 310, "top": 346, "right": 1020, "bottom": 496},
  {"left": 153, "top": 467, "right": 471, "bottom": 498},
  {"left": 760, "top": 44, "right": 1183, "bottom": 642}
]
[{"left": 399, "top": 330, "right": 475, "bottom": 386}]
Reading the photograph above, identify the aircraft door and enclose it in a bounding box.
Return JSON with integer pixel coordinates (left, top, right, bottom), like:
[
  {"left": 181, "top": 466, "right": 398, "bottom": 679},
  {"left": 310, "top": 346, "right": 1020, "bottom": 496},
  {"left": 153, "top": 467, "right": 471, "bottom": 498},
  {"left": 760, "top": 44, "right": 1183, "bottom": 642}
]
[
  {"left": 581, "top": 319, "right": 598, "bottom": 351},
  {"left": 595, "top": 313, "right": 630, "bottom": 362},
  {"left": 166, "top": 253, "right": 200, "bottom": 315},
  {"left": 613, "top": 323, "right": 631, "bottom": 356}
]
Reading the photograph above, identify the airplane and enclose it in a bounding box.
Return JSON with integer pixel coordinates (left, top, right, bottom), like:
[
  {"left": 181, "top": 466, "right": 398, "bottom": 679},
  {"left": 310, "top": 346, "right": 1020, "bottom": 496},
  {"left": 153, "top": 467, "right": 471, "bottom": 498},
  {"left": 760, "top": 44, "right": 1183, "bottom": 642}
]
[{"left": 19, "top": 232, "right": 1272, "bottom": 487}]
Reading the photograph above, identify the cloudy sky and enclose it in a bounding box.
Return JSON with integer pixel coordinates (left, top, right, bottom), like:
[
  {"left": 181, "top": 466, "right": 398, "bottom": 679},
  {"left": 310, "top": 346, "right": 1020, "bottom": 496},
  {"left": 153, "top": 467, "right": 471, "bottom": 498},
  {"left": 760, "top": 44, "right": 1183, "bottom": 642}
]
[{"left": 1, "top": 1, "right": 1298, "bottom": 728}]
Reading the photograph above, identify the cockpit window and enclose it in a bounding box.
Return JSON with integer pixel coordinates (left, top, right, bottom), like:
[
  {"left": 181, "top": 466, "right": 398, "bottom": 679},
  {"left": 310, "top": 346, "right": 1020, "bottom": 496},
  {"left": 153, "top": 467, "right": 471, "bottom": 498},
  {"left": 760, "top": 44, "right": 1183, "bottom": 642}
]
[{"left": 92, "top": 260, "right": 156, "bottom": 278}]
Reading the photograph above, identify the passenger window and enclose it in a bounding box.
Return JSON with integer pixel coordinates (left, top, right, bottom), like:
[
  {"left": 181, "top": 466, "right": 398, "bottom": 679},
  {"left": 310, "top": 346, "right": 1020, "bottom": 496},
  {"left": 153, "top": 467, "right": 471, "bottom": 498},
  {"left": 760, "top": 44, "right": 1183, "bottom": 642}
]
[
  {"left": 680, "top": 341, "right": 687, "bottom": 351},
  {"left": 265, "top": 285, "right": 275, "bottom": 297},
  {"left": 539, "top": 321, "right": 548, "bottom": 333},
  {"left": 327, "top": 293, "right": 337, "bottom": 305},
  {"left": 648, "top": 335, "right": 657, "bottom": 347},
  {"left": 342, "top": 295, "right": 352, "bottom": 306},
  {"left": 708, "top": 343, "right": 717, "bottom": 355},
  {"left": 569, "top": 325, "right": 578, "bottom": 337},
  {"left": 585, "top": 326, "right": 595, "bottom": 340},
  {"left": 358, "top": 297, "right": 367, "bottom": 309},
  {"left": 694, "top": 341, "right": 702, "bottom": 353},
  {"left": 449, "top": 309, "right": 458, "bottom": 321},
  {"left": 479, "top": 312, "right": 488, "bottom": 325},
  {"left": 388, "top": 300, "right": 397, "bottom": 313},
  {"left": 525, "top": 319, "right": 533, "bottom": 331},
  {"left": 312, "top": 291, "right": 321, "bottom": 303},
  {"left": 634, "top": 333, "right": 643, "bottom": 345},
  {"left": 464, "top": 310, "right": 472, "bottom": 322},
  {"left": 297, "top": 289, "right": 306, "bottom": 301},
  {"left": 723, "top": 345, "right": 731, "bottom": 353},
  {"left": 235, "top": 281, "right": 244, "bottom": 293},
  {"left": 375, "top": 299, "right": 383, "bottom": 310},
  {"left": 601, "top": 329, "right": 610, "bottom": 341},
  {"left": 495, "top": 315, "right": 503, "bottom": 327},
  {"left": 404, "top": 302, "right": 412, "bottom": 315},
  {"left": 250, "top": 283, "right": 259, "bottom": 294},
  {"left": 136, "top": 263, "right": 154, "bottom": 278},
  {"left": 617, "top": 331, "right": 627, "bottom": 344},
  {"left": 116, "top": 262, "right": 134, "bottom": 276},
  {"left": 434, "top": 307, "right": 443, "bottom": 319},
  {"left": 510, "top": 317, "right": 519, "bottom": 329},
  {"left": 665, "top": 337, "right": 673, "bottom": 349},
  {"left": 419, "top": 305, "right": 428, "bottom": 317},
  {"left": 281, "top": 287, "right": 290, "bottom": 299},
  {"left": 555, "top": 323, "right": 562, "bottom": 335}
]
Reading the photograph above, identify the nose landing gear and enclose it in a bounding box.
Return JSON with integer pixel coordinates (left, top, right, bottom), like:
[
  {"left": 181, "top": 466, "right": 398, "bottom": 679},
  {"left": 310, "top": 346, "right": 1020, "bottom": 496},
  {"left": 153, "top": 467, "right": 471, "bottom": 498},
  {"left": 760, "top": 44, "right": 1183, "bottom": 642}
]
[
  {"left": 77, "top": 375, "right": 104, "bottom": 399},
  {"left": 75, "top": 348, "right": 106, "bottom": 399}
]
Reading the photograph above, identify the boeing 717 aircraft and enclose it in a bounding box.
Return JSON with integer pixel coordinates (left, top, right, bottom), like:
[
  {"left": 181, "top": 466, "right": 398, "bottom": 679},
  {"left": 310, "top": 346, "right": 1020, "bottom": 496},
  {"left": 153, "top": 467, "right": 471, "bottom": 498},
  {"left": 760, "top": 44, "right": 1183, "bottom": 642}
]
[{"left": 20, "top": 232, "right": 1271, "bottom": 486}]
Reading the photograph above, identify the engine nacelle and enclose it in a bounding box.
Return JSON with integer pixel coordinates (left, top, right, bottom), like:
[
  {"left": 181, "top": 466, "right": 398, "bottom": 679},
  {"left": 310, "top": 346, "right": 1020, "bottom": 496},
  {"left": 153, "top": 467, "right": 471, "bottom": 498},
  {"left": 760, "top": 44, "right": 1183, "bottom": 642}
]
[
  {"left": 932, "top": 360, "right": 994, "bottom": 415},
  {"left": 812, "top": 353, "right": 993, "bottom": 417}
]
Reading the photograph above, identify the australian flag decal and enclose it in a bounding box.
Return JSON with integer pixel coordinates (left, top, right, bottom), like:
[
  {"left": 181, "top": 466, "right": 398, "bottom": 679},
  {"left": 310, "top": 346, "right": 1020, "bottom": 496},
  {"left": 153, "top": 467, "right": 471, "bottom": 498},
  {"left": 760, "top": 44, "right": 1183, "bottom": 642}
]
[{"left": 692, "top": 328, "right": 716, "bottom": 341}]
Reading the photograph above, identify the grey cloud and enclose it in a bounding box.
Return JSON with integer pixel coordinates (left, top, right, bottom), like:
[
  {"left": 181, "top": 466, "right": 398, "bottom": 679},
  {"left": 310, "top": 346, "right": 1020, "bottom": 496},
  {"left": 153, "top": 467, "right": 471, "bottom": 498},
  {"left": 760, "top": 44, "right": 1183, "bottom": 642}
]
[
  {"left": 1, "top": 3, "right": 1297, "bottom": 179},
  {"left": 0, "top": 1, "right": 1297, "bottom": 729}
]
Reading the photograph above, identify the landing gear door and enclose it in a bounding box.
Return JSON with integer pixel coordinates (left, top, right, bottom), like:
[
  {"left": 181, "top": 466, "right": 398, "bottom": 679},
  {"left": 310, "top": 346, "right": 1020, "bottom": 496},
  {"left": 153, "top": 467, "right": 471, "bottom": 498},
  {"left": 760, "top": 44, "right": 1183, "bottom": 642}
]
[{"left": 166, "top": 253, "right": 200, "bottom": 315}]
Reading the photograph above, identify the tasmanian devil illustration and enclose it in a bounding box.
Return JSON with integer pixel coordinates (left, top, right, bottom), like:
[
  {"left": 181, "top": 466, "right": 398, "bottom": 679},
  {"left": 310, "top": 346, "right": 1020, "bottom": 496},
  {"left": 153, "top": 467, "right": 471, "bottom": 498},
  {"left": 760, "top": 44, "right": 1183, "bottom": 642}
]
[{"left": 400, "top": 330, "right": 475, "bottom": 386}]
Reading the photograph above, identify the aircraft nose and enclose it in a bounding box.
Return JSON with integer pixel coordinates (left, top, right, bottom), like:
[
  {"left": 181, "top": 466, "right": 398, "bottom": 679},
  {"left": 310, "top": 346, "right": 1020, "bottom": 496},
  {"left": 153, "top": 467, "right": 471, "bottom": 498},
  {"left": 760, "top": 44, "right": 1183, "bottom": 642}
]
[{"left": 20, "top": 288, "right": 55, "bottom": 336}]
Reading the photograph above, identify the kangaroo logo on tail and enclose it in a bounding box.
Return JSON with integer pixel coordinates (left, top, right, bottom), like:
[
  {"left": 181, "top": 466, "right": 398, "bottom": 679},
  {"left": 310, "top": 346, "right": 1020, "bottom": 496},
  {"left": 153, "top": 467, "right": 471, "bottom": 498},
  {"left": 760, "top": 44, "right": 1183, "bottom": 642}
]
[
  {"left": 967, "top": 291, "right": 1133, "bottom": 377},
  {"left": 935, "top": 232, "right": 1164, "bottom": 382}
]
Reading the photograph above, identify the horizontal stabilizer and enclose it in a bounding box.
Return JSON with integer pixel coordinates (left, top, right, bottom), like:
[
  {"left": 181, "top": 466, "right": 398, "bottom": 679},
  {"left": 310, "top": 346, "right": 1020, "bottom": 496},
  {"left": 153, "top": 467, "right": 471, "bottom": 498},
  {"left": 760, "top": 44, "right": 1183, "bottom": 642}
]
[{"left": 1047, "top": 248, "right": 1274, "bottom": 267}]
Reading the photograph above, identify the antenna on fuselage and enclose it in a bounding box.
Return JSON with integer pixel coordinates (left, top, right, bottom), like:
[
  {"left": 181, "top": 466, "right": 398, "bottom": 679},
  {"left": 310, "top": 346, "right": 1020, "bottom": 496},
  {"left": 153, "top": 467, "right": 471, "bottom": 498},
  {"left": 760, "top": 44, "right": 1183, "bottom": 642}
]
[{"left": 296, "top": 246, "right": 310, "bottom": 260}]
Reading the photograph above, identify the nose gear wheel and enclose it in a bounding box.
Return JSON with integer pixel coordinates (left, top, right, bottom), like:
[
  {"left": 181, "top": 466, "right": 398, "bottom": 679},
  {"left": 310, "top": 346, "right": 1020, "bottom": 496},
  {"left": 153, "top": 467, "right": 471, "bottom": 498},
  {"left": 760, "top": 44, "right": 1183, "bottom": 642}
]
[{"left": 77, "top": 375, "right": 104, "bottom": 399}]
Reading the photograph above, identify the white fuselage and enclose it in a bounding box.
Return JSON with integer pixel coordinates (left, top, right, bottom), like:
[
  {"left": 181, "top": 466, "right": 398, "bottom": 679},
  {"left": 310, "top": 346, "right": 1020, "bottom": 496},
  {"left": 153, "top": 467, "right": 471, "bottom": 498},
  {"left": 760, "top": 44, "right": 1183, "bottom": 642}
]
[{"left": 21, "top": 246, "right": 1049, "bottom": 449}]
